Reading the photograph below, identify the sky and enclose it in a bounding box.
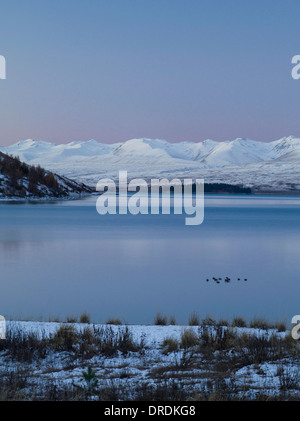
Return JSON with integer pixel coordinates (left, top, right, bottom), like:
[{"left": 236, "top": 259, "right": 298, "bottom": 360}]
[{"left": 0, "top": 0, "right": 300, "bottom": 145}]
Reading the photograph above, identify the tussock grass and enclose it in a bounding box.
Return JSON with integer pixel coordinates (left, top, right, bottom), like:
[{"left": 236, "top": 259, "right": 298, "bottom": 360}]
[
  {"left": 249, "top": 317, "right": 272, "bottom": 330},
  {"left": 105, "top": 318, "right": 123, "bottom": 325},
  {"left": 277, "top": 365, "right": 300, "bottom": 391},
  {"left": 52, "top": 324, "right": 78, "bottom": 352},
  {"left": 232, "top": 317, "right": 247, "bottom": 328},
  {"left": 0, "top": 327, "right": 49, "bottom": 363},
  {"left": 199, "top": 325, "right": 238, "bottom": 355},
  {"left": 154, "top": 312, "right": 168, "bottom": 326},
  {"left": 188, "top": 312, "right": 200, "bottom": 326},
  {"left": 66, "top": 315, "right": 78, "bottom": 323},
  {"left": 0, "top": 314, "right": 298, "bottom": 401},
  {"left": 0, "top": 323, "right": 145, "bottom": 363},
  {"left": 160, "top": 337, "right": 179, "bottom": 354},
  {"left": 217, "top": 319, "right": 229, "bottom": 327},
  {"left": 202, "top": 316, "right": 217, "bottom": 326},
  {"left": 79, "top": 313, "right": 91, "bottom": 324},
  {"left": 275, "top": 321, "right": 287, "bottom": 333},
  {"left": 180, "top": 329, "right": 199, "bottom": 349},
  {"left": 168, "top": 315, "right": 177, "bottom": 325}
]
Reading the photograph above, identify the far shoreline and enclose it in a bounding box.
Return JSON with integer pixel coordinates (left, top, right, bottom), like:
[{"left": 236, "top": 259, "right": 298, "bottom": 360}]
[{"left": 1, "top": 188, "right": 300, "bottom": 203}]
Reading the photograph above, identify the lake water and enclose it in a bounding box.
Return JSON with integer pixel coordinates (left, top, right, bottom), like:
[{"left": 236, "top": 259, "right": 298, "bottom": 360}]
[{"left": 0, "top": 194, "right": 300, "bottom": 325}]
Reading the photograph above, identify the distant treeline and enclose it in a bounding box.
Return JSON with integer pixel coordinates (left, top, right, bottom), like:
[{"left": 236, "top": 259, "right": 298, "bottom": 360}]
[
  {"left": 201, "top": 183, "right": 251, "bottom": 194},
  {"left": 114, "top": 181, "right": 252, "bottom": 195}
]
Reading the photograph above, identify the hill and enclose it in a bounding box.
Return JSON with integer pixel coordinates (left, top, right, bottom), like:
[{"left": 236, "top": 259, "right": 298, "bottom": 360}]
[{"left": 0, "top": 152, "right": 92, "bottom": 199}]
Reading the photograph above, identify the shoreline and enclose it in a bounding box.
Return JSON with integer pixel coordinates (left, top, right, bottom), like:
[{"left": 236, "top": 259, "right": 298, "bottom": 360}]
[{"left": 1, "top": 189, "right": 300, "bottom": 203}]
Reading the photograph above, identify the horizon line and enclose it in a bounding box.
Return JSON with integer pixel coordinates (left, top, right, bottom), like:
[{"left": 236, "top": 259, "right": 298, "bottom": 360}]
[{"left": 1, "top": 134, "right": 299, "bottom": 148}]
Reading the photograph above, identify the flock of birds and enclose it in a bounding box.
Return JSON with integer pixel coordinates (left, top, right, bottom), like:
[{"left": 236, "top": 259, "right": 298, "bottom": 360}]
[{"left": 206, "top": 276, "right": 248, "bottom": 284}]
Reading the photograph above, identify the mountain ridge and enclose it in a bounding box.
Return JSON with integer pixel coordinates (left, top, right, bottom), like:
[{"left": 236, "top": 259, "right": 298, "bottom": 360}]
[{"left": 1, "top": 136, "right": 300, "bottom": 192}]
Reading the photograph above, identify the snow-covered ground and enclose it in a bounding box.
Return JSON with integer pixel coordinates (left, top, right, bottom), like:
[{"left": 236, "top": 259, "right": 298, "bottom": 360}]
[
  {"left": 1, "top": 136, "right": 300, "bottom": 191},
  {"left": 1, "top": 321, "right": 299, "bottom": 401}
]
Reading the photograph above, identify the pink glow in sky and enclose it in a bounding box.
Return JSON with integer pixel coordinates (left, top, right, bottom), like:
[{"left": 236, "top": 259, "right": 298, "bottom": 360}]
[{"left": 0, "top": 0, "right": 300, "bottom": 146}]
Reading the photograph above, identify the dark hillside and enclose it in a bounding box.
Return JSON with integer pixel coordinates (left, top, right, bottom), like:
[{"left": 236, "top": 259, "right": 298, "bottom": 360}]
[{"left": 0, "top": 152, "right": 92, "bottom": 198}]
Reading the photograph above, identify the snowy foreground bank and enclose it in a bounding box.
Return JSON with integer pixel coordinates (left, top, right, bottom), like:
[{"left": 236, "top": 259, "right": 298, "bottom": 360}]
[{"left": 0, "top": 321, "right": 299, "bottom": 401}]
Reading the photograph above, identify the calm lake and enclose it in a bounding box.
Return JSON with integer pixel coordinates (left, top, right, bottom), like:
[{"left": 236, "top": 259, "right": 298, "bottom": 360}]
[{"left": 0, "top": 194, "right": 299, "bottom": 325}]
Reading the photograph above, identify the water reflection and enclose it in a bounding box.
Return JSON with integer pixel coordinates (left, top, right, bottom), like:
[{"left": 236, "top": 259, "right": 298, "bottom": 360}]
[{"left": 0, "top": 194, "right": 299, "bottom": 324}]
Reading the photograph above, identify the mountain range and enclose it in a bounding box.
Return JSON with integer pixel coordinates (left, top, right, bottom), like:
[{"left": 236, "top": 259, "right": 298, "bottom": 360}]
[{"left": 1, "top": 136, "right": 300, "bottom": 192}]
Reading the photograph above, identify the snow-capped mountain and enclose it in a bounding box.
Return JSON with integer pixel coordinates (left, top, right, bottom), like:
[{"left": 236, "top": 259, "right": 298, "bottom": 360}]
[{"left": 1, "top": 136, "right": 300, "bottom": 192}]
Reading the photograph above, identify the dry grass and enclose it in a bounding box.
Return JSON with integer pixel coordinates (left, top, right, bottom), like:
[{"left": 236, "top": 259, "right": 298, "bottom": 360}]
[
  {"left": 79, "top": 313, "right": 91, "bottom": 324},
  {"left": 232, "top": 317, "right": 247, "bottom": 328},
  {"left": 154, "top": 312, "right": 168, "bottom": 326},
  {"left": 169, "top": 315, "right": 177, "bottom": 325},
  {"left": 105, "top": 318, "right": 123, "bottom": 325},
  {"left": 249, "top": 317, "right": 272, "bottom": 330},
  {"left": 0, "top": 314, "right": 297, "bottom": 401},
  {"left": 160, "top": 337, "right": 179, "bottom": 354},
  {"left": 180, "top": 329, "right": 199, "bottom": 349},
  {"left": 188, "top": 312, "right": 200, "bottom": 326}
]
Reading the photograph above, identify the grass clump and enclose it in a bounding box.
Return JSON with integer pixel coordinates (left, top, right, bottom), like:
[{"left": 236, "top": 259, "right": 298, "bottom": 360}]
[
  {"left": 277, "top": 365, "right": 300, "bottom": 392},
  {"left": 180, "top": 329, "right": 199, "bottom": 349},
  {"left": 188, "top": 312, "right": 200, "bottom": 326},
  {"left": 52, "top": 325, "right": 78, "bottom": 352},
  {"left": 105, "top": 318, "right": 123, "bottom": 325},
  {"left": 0, "top": 327, "right": 49, "bottom": 363},
  {"left": 217, "top": 319, "right": 229, "bottom": 327},
  {"left": 154, "top": 312, "right": 168, "bottom": 326},
  {"left": 79, "top": 313, "right": 91, "bottom": 324},
  {"left": 202, "top": 316, "right": 216, "bottom": 326},
  {"left": 249, "top": 317, "right": 271, "bottom": 330},
  {"left": 66, "top": 315, "right": 77, "bottom": 323},
  {"left": 232, "top": 317, "right": 247, "bottom": 328},
  {"left": 160, "top": 337, "right": 179, "bottom": 355},
  {"left": 199, "top": 325, "right": 238, "bottom": 356},
  {"left": 275, "top": 321, "right": 287, "bottom": 333}
]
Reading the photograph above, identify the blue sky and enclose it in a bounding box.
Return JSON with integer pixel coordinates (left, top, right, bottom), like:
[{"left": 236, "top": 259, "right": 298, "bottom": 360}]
[{"left": 0, "top": 0, "right": 300, "bottom": 145}]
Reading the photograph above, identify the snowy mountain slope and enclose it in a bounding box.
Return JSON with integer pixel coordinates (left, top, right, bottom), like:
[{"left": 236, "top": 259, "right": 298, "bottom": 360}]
[
  {"left": 269, "top": 136, "right": 300, "bottom": 160},
  {"left": 199, "top": 138, "right": 273, "bottom": 167},
  {"left": 0, "top": 151, "right": 92, "bottom": 199},
  {"left": 1, "top": 136, "right": 300, "bottom": 192},
  {"left": 2, "top": 139, "right": 121, "bottom": 164}
]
